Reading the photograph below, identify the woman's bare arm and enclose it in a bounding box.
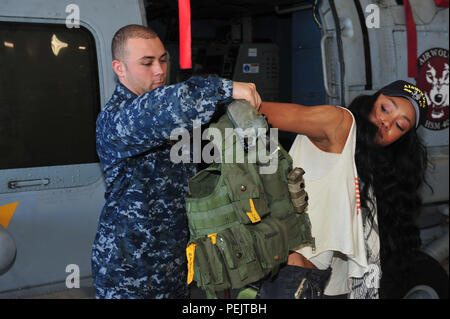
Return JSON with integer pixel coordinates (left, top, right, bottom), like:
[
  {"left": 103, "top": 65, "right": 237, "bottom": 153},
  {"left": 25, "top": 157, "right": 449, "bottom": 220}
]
[{"left": 259, "top": 101, "right": 353, "bottom": 153}]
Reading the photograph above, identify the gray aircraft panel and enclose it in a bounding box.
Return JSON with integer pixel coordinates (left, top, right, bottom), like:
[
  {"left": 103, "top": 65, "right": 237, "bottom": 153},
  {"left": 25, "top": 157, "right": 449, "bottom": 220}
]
[{"left": 0, "top": 0, "right": 146, "bottom": 295}]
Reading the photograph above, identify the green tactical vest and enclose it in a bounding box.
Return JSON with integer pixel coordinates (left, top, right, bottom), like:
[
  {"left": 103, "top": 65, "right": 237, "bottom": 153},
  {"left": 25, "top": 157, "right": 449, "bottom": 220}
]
[{"left": 185, "top": 100, "right": 315, "bottom": 298}]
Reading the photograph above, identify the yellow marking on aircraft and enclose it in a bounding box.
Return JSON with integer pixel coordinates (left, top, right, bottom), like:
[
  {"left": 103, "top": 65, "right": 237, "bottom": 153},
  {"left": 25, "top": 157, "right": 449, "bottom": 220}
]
[{"left": 0, "top": 202, "right": 19, "bottom": 229}]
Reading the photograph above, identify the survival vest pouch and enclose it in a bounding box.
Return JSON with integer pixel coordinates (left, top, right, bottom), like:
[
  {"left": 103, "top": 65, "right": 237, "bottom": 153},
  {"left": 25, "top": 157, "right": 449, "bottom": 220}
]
[{"left": 185, "top": 100, "right": 315, "bottom": 299}]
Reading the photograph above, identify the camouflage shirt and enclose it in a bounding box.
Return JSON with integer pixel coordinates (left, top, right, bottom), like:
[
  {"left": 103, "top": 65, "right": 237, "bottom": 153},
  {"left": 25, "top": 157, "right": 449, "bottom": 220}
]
[{"left": 92, "top": 76, "right": 233, "bottom": 299}]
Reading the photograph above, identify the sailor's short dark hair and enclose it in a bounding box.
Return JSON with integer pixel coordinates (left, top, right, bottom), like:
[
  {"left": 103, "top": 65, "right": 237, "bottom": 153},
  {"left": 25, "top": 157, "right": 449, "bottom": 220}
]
[{"left": 111, "top": 24, "right": 158, "bottom": 61}]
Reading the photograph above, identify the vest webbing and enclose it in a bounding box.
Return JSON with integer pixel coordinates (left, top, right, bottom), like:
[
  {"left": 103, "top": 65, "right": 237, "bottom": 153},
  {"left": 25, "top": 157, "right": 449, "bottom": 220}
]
[{"left": 185, "top": 102, "right": 315, "bottom": 298}]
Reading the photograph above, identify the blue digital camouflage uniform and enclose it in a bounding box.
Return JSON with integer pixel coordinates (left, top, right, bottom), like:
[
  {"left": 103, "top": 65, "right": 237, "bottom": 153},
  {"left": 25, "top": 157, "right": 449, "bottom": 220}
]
[{"left": 92, "top": 76, "right": 233, "bottom": 299}]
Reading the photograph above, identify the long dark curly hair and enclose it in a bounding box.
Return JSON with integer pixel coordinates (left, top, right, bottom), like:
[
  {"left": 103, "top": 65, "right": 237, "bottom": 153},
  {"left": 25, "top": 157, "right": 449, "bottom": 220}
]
[{"left": 348, "top": 93, "right": 430, "bottom": 297}]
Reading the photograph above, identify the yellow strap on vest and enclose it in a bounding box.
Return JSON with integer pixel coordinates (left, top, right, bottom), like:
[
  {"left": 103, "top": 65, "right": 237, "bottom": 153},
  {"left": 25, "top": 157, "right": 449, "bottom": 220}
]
[
  {"left": 208, "top": 233, "right": 217, "bottom": 245},
  {"left": 186, "top": 243, "right": 196, "bottom": 284},
  {"left": 246, "top": 198, "right": 261, "bottom": 223}
]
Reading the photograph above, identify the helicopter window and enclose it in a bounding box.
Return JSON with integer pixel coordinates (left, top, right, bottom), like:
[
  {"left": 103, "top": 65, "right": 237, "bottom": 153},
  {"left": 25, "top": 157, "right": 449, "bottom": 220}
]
[{"left": 0, "top": 21, "right": 100, "bottom": 170}]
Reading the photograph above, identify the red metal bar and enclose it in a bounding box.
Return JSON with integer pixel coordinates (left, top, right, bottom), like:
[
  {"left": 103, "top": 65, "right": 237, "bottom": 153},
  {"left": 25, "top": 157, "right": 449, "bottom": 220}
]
[
  {"left": 404, "top": 0, "right": 417, "bottom": 78},
  {"left": 178, "top": 0, "right": 192, "bottom": 69},
  {"left": 435, "top": 0, "right": 449, "bottom": 7}
]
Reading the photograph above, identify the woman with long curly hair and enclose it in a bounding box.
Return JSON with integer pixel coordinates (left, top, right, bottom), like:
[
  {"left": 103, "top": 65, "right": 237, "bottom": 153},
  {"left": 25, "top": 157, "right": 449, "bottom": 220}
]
[{"left": 255, "top": 80, "right": 429, "bottom": 299}]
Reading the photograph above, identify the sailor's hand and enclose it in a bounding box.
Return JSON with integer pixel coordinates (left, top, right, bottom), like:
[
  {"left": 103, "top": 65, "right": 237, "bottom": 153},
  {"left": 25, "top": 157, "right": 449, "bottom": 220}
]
[{"left": 232, "top": 81, "right": 262, "bottom": 111}]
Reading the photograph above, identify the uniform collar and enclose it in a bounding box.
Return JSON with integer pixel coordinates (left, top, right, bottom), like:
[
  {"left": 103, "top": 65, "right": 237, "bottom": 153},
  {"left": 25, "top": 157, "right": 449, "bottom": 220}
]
[{"left": 114, "top": 81, "right": 138, "bottom": 100}]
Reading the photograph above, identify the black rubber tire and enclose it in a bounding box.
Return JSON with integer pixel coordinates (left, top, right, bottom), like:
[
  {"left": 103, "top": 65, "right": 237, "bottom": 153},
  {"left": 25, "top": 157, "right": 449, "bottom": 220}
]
[{"left": 380, "top": 251, "right": 449, "bottom": 299}]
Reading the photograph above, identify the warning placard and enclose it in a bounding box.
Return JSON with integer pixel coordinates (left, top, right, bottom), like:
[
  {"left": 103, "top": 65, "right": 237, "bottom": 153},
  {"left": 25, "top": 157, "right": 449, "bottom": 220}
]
[{"left": 243, "top": 63, "right": 259, "bottom": 74}]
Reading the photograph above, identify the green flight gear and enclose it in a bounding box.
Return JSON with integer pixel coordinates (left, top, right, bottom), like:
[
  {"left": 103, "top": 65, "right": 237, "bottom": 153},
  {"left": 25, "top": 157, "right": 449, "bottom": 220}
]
[{"left": 185, "top": 100, "right": 315, "bottom": 299}]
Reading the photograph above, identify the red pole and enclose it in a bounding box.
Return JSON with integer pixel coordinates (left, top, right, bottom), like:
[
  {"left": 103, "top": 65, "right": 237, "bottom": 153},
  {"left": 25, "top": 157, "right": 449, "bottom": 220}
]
[
  {"left": 434, "top": 0, "right": 449, "bottom": 7},
  {"left": 404, "top": 0, "right": 417, "bottom": 78},
  {"left": 178, "top": 0, "right": 192, "bottom": 69}
]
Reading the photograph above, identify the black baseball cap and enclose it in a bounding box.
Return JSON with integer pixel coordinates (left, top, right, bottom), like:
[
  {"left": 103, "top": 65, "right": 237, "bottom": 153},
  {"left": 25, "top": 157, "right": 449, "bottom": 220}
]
[{"left": 379, "top": 80, "right": 428, "bottom": 128}]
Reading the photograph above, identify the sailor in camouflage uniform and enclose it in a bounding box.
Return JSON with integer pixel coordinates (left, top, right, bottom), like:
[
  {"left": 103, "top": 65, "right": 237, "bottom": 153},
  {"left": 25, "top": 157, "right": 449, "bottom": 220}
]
[{"left": 91, "top": 25, "right": 261, "bottom": 299}]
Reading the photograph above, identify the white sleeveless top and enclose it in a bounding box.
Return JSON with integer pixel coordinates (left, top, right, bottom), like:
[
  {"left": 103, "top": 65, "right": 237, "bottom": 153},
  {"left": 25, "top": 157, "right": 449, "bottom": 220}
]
[{"left": 289, "top": 108, "right": 371, "bottom": 296}]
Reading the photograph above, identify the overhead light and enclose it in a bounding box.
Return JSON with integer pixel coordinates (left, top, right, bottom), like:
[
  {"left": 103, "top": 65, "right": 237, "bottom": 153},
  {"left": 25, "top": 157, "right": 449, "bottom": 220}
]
[
  {"left": 51, "top": 34, "right": 68, "bottom": 56},
  {"left": 78, "top": 45, "right": 86, "bottom": 50},
  {"left": 4, "top": 41, "right": 14, "bottom": 48}
]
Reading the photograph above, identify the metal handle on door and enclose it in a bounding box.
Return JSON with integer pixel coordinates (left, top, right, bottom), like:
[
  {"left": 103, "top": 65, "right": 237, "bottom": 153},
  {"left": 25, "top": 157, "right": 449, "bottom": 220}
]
[
  {"left": 321, "top": 34, "right": 338, "bottom": 99},
  {"left": 8, "top": 178, "right": 50, "bottom": 189}
]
